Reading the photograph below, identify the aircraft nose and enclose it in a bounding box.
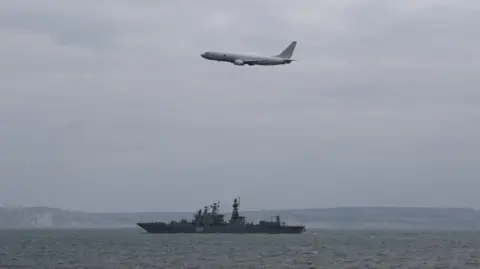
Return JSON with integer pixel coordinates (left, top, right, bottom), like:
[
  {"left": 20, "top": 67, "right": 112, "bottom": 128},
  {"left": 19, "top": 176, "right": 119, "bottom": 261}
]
[{"left": 201, "top": 53, "right": 207, "bottom": 59}]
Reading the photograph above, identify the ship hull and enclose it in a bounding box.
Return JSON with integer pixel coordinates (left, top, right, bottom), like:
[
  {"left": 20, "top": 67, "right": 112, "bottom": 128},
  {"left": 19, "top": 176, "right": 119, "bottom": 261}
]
[{"left": 137, "top": 222, "right": 305, "bottom": 234}]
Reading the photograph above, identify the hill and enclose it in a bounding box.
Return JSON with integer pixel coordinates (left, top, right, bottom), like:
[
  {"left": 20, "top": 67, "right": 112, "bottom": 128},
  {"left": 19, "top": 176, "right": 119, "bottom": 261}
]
[{"left": 1, "top": 206, "right": 480, "bottom": 230}]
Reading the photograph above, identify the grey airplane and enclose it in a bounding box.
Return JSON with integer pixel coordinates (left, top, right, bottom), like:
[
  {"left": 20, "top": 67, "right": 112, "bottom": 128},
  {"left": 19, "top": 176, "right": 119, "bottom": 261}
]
[{"left": 201, "top": 41, "right": 297, "bottom": 66}]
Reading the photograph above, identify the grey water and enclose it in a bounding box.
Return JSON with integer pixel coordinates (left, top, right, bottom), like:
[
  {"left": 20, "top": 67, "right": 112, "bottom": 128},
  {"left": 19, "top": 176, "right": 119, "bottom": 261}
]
[{"left": 1, "top": 229, "right": 479, "bottom": 268}]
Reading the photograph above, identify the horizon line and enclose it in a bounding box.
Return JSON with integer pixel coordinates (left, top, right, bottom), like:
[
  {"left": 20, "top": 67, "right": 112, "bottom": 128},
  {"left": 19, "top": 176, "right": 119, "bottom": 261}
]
[{"left": 1, "top": 204, "right": 477, "bottom": 214}]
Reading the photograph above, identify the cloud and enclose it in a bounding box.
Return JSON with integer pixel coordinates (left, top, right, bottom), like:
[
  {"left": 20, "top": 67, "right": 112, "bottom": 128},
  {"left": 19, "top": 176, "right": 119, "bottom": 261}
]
[{"left": 0, "top": 0, "right": 479, "bottom": 212}]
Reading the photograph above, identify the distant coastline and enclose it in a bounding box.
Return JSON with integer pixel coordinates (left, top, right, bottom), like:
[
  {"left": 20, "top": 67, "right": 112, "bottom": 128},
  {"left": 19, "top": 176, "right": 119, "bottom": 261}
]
[{"left": 1, "top": 206, "right": 480, "bottom": 230}]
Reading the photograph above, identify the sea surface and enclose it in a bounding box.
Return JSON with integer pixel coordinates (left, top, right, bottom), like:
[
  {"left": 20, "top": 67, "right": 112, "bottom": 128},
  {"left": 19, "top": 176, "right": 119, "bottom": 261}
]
[{"left": 0, "top": 228, "right": 479, "bottom": 268}]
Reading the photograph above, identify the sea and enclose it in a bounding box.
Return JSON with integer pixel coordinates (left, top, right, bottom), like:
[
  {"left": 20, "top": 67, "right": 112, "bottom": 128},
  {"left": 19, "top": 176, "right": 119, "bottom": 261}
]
[{"left": 0, "top": 229, "right": 479, "bottom": 268}]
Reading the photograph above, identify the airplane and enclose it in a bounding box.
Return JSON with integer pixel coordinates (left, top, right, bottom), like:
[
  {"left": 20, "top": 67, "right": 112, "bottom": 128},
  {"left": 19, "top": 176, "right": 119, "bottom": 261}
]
[{"left": 200, "top": 41, "right": 297, "bottom": 66}]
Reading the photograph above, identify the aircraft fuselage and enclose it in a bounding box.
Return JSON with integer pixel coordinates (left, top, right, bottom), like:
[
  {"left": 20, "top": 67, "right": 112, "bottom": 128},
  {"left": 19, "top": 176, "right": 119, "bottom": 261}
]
[{"left": 201, "top": 52, "right": 293, "bottom": 66}]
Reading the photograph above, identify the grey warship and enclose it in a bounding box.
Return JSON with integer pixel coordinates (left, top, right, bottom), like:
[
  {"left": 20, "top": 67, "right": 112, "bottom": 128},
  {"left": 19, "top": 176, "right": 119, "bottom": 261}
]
[{"left": 136, "top": 197, "right": 306, "bottom": 234}]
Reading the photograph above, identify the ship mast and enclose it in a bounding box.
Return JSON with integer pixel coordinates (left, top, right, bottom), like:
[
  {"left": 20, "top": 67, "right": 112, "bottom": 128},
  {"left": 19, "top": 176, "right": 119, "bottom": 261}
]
[
  {"left": 229, "top": 197, "right": 240, "bottom": 224},
  {"left": 210, "top": 201, "right": 220, "bottom": 215}
]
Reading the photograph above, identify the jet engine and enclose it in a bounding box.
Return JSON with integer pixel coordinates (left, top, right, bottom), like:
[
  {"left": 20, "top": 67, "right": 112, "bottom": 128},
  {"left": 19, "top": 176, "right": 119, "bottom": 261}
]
[{"left": 233, "top": 60, "right": 244, "bottom": 66}]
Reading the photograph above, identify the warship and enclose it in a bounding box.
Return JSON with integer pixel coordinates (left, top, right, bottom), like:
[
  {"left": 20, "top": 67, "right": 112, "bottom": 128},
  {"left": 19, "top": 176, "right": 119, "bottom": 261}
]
[{"left": 137, "top": 197, "right": 306, "bottom": 234}]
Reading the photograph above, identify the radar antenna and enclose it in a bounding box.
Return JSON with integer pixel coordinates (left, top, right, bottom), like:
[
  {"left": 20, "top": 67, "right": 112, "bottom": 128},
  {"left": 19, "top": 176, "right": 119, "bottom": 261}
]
[{"left": 210, "top": 201, "right": 220, "bottom": 215}]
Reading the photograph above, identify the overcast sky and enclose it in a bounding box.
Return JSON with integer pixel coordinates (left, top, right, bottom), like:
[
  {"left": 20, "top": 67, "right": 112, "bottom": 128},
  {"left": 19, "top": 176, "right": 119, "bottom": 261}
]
[{"left": 1, "top": 0, "right": 479, "bottom": 212}]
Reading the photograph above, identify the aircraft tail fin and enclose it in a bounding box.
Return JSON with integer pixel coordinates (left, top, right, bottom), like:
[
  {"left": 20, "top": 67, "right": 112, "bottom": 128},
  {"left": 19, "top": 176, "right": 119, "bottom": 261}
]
[{"left": 275, "top": 41, "right": 297, "bottom": 59}]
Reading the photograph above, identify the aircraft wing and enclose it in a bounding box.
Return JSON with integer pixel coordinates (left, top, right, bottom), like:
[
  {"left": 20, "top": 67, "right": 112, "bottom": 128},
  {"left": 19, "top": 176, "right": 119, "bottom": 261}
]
[{"left": 241, "top": 60, "right": 261, "bottom": 64}]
